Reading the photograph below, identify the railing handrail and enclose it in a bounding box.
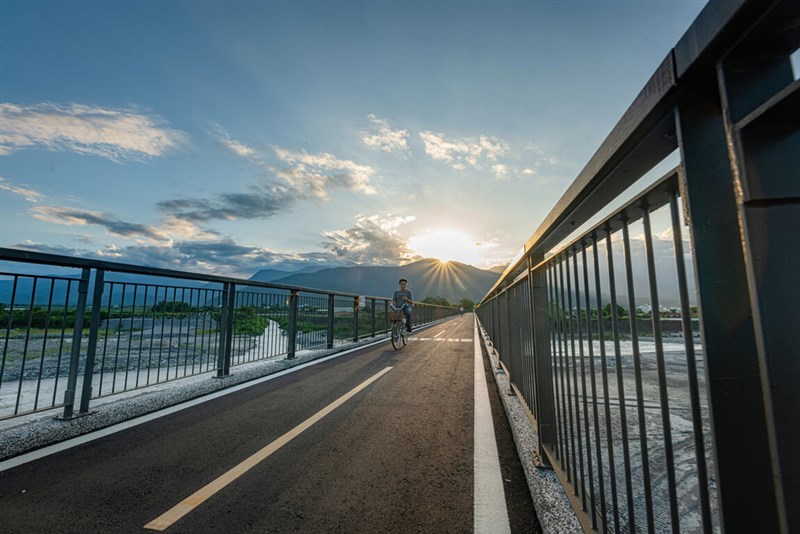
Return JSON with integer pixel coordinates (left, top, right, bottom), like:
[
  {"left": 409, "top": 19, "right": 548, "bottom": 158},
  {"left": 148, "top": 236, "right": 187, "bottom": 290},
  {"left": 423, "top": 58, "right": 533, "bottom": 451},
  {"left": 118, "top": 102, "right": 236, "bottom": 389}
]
[
  {"left": 0, "top": 247, "right": 457, "bottom": 309},
  {"left": 482, "top": 0, "right": 761, "bottom": 303}
]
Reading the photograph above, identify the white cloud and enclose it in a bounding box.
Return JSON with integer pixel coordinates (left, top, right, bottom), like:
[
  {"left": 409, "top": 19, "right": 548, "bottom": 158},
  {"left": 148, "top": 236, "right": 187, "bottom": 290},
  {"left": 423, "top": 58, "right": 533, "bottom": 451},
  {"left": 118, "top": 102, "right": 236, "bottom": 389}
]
[
  {"left": 0, "top": 177, "right": 46, "bottom": 203},
  {"left": 273, "top": 146, "right": 376, "bottom": 198},
  {"left": 361, "top": 114, "right": 409, "bottom": 154},
  {"left": 418, "top": 131, "right": 509, "bottom": 171},
  {"left": 0, "top": 102, "right": 188, "bottom": 162},
  {"left": 521, "top": 168, "right": 536, "bottom": 176},
  {"left": 322, "top": 213, "right": 419, "bottom": 265},
  {"left": 210, "top": 123, "right": 261, "bottom": 159},
  {"left": 491, "top": 164, "right": 509, "bottom": 180}
]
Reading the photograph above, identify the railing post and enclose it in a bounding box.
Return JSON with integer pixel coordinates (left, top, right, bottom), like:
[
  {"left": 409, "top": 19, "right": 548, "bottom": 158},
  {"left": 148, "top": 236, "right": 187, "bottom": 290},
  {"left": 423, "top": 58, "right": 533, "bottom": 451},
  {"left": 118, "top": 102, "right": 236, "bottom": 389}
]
[
  {"left": 216, "top": 282, "right": 235, "bottom": 377},
  {"left": 529, "top": 254, "right": 555, "bottom": 458},
  {"left": 59, "top": 268, "right": 90, "bottom": 420},
  {"left": 78, "top": 269, "right": 105, "bottom": 414},
  {"left": 370, "top": 298, "right": 376, "bottom": 337},
  {"left": 384, "top": 300, "right": 389, "bottom": 333},
  {"left": 718, "top": 43, "right": 799, "bottom": 533},
  {"left": 352, "top": 296, "right": 359, "bottom": 342},
  {"left": 327, "top": 294, "right": 334, "bottom": 349},
  {"left": 676, "top": 91, "right": 781, "bottom": 532},
  {"left": 287, "top": 290, "right": 298, "bottom": 359}
]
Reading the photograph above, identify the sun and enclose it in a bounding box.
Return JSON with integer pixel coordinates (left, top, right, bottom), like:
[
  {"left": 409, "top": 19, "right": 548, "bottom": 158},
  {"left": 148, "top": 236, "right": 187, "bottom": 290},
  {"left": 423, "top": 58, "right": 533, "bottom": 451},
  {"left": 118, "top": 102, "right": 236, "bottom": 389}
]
[{"left": 407, "top": 229, "right": 488, "bottom": 266}]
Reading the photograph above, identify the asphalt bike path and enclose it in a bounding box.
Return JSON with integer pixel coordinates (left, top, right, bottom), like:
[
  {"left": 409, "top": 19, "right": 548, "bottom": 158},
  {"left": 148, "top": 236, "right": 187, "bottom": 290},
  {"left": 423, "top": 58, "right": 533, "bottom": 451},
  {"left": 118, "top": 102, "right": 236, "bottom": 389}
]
[{"left": 0, "top": 315, "right": 538, "bottom": 533}]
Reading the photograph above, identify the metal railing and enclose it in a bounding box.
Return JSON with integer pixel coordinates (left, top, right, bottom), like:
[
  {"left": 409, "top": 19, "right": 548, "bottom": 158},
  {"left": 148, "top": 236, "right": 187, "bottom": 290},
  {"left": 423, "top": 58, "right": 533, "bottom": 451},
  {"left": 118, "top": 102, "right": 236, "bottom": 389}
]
[
  {"left": 0, "top": 247, "right": 458, "bottom": 421},
  {"left": 476, "top": 1, "right": 798, "bottom": 532}
]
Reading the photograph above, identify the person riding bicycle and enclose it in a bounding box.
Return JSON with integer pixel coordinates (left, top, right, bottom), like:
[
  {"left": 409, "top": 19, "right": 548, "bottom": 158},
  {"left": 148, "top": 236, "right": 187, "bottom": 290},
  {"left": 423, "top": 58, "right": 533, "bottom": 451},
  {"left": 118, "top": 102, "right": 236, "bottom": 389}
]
[{"left": 393, "top": 278, "right": 414, "bottom": 332}]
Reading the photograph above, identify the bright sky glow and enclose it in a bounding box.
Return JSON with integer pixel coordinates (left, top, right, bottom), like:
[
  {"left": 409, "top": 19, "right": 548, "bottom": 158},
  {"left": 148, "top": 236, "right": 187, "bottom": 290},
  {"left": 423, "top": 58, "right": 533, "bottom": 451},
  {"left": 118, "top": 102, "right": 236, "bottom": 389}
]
[
  {"left": 408, "top": 230, "right": 492, "bottom": 266},
  {"left": 0, "top": 1, "right": 707, "bottom": 276}
]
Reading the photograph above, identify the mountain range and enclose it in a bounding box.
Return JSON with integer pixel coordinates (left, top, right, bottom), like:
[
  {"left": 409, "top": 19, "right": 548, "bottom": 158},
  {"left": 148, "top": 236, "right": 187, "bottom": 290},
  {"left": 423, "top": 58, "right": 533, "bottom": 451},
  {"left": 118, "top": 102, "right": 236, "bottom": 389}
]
[{"left": 253, "top": 259, "right": 500, "bottom": 302}]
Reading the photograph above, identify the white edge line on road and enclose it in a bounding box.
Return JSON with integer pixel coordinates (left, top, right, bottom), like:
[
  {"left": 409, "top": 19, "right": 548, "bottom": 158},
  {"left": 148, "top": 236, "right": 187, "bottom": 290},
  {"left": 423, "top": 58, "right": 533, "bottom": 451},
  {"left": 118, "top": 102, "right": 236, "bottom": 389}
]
[
  {"left": 473, "top": 316, "right": 511, "bottom": 534},
  {"left": 144, "top": 366, "right": 393, "bottom": 531},
  {"left": 0, "top": 331, "right": 410, "bottom": 472}
]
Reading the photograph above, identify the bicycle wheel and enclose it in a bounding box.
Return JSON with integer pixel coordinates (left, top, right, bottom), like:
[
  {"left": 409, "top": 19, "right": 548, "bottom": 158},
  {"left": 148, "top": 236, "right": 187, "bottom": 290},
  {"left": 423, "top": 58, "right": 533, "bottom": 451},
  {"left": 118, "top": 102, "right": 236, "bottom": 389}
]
[
  {"left": 401, "top": 326, "right": 407, "bottom": 346},
  {"left": 391, "top": 322, "right": 401, "bottom": 350}
]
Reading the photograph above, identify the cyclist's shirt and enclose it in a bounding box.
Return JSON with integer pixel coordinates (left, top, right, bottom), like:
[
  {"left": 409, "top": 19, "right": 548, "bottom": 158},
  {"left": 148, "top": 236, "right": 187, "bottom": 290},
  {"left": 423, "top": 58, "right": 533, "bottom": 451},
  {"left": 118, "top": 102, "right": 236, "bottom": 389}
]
[{"left": 393, "top": 289, "right": 413, "bottom": 308}]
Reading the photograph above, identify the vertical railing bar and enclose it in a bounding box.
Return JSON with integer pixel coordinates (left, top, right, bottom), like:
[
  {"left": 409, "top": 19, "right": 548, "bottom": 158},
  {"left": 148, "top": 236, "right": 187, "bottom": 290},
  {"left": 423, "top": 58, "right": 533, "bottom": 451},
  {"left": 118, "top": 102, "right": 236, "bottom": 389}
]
[
  {"left": 327, "top": 294, "right": 335, "bottom": 349},
  {"left": 168, "top": 286, "right": 178, "bottom": 379},
  {"left": 352, "top": 296, "right": 359, "bottom": 342},
  {"left": 226, "top": 283, "right": 236, "bottom": 374},
  {"left": 669, "top": 191, "right": 713, "bottom": 532},
  {"left": 113, "top": 283, "right": 127, "bottom": 394},
  {"left": 621, "top": 217, "right": 656, "bottom": 534},
  {"left": 155, "top": 286, "right": 167, "bottom": 383},
  {"left": 642, "top": 206, "right": 680, "bottom": 533},
  {"left": 52, "top": 279, "right": 72, "bottom": 406},
  {"left": 258, "top": 293, "right": 266, "bottom": 359},
  {"left": 593, "top": 235, "right": 620, "bottom": 533},
  {"left": 0, "top": 276, "right": 19, "bottom": 400},
  {"left": 189, "top": 288, "right": 198, "bottom": 374},
  {"left": 125, "top": 284, "right": 138, "bottom": 391},
  {"left": 15, "top": 277, "right": 38, "bottom": 415},
  {"left": 581, "top": 244, "right": 608, "bottom": 532},
  {"left": 371, "top": 297, "right": 376, "bottom": 338},
  {"left": 553, "top": 262, "right": 569, "bottom": 467},
  {"left": 232, "top": 290, "right": 241, "bottom": 366},
  {"left": 136, "top": 285, "right": 149, "bottom": 387},
  {"left": 548, "top": 265, "right": 565, "bottom": 464},
  {"left": 79, "top": 269, "right": 105, "bottom": 413},
  {"left": 287, "top": 290, "right": 298, "bottom": 359},
  {"left": 200, "top": 289, "right": 209, "bottom": 371},
  {"left": 98, "top": 282, "right": 114, "bottom": 395},
  {"left": 559, "top": 256, "right": 577, "bottom": 485},
  {"left": 215, "top": 284, "right": 228, "bottom": 377},
  {"left": 240, "top": 290, "right": 248, "bottom": 364},
  {"left": 604, "top": 227, "right": 637, "bottom": 533},
  {"left": 181, "top": 287, "right": 190, "bottom": 374},
  {"left": 34, "top": 279, "right": 56, "bottom": 411},
  {"left": 61, "top": 268, "right": 90, "bottom": 419},
  {"left": 567, "top": 249, "right": 589, "bottom": 511},
  {"left": 233, "top": 289, "right": 241, "bottom": 365}
]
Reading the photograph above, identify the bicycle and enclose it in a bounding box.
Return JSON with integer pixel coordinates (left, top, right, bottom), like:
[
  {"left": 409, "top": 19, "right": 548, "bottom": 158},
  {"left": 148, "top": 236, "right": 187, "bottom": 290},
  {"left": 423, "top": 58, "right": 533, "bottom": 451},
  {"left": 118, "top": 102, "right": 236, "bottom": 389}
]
[{"left": 389, "top": 305, "right": 407, "bottom": 350}]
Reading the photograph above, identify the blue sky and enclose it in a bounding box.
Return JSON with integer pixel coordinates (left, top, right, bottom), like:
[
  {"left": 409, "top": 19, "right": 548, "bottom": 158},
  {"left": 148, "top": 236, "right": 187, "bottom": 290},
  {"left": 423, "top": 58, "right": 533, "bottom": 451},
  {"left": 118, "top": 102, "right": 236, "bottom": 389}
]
[{"left": 1, "top": 1, "right": 707, "bottom": 276}]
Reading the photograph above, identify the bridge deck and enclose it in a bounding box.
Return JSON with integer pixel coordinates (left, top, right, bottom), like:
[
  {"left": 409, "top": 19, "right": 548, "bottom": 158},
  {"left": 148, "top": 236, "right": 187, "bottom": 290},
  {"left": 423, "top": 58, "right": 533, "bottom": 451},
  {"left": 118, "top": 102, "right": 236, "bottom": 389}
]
[{"left": 0, "top": 316, "right": 540, "bottom": 533}]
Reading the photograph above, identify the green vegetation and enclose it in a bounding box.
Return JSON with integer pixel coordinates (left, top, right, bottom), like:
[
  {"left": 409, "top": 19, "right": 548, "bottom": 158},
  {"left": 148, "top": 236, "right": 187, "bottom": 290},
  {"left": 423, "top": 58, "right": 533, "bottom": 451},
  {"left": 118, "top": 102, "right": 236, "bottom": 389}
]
[
  {"left": 422, "top": 296, "right": 451, "bottom": 306},
  {"left": 458, "top": 298, "right": 475, "bottom": 311}
]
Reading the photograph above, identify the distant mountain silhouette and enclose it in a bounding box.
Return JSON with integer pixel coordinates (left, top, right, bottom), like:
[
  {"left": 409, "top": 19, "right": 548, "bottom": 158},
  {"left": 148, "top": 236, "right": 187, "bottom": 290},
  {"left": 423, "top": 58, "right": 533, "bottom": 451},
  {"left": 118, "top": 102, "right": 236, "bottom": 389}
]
[
  {"left": 268, "top": 259, "right": 500, "bottom": 302},
  {"left": 250, "top": 265, "right": 324, "bottom": 283},
  {"left": 249, "top": 268, "right": 296, "bottom": 283}
]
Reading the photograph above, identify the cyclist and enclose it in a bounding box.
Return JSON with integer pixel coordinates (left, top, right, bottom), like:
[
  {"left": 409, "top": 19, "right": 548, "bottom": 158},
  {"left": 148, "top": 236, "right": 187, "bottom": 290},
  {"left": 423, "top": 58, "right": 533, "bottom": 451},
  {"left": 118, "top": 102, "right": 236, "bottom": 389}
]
[{"left": 393, "top": 278, "right": 414, "bottom": 332}]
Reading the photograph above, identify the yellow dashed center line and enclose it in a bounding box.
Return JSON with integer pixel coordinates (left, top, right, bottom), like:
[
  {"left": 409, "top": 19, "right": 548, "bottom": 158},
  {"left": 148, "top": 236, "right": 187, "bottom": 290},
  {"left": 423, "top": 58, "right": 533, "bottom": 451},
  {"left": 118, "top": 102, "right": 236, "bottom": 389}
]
[{"left": 144, "top": 366, "right": 393, "bottom": 531}]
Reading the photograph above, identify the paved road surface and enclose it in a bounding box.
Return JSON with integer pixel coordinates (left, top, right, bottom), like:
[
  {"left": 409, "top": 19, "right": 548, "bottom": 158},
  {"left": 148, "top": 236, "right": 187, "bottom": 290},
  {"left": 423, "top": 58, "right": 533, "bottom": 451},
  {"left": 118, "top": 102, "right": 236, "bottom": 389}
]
[{"left": 0, "top": 315, "right": 540, "bottom": 533}]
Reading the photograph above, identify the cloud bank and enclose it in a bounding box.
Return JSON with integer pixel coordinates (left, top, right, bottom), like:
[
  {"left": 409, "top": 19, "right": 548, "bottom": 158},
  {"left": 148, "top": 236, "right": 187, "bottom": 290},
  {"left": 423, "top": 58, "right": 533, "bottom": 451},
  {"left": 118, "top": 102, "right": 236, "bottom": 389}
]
[
  {"left": 419, "top": 131, "right": 509, "bottom": 171},
  {"left": 322, "top": 214, "right": 420, "bottom": 265},
  {"left": 0, "top": 102, "right": 188, "bottom": 162}
]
